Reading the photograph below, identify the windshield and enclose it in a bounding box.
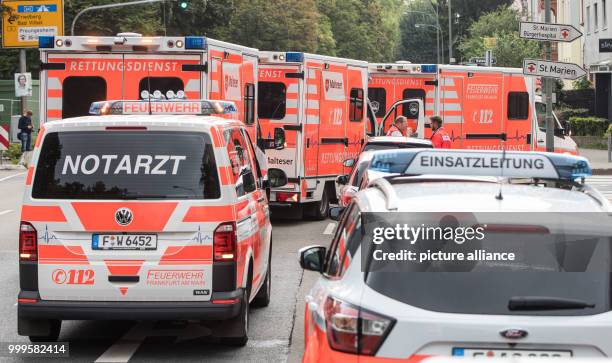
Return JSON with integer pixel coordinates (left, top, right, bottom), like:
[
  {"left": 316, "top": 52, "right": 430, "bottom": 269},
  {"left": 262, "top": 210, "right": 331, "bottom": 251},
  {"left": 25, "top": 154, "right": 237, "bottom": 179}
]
[
  {"left": 32, "top": 131, "right": 221, "bottom": 200},
  {"left": 363, "top": 142, "right": 432, "bottom": 151}
]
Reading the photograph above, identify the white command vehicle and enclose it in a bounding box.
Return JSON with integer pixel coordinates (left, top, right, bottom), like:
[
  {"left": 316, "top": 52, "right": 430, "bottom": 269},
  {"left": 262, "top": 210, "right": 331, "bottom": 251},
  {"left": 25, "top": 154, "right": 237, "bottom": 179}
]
[
  {"left": 299, "top": 149, "right": 612, "bottom": 362},
  {"left": 38, "top": 33, "right": 260, "bottom": 140},
  {"left": 18, "top": 100, "right": 281, "bottom": 346}
]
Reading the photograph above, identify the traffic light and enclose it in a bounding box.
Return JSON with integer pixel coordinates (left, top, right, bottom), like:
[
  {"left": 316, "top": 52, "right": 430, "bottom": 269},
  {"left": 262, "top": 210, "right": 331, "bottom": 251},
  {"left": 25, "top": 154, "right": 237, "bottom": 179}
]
[{"left": 179, "top": 1, "right": 188, "bottom": 9}]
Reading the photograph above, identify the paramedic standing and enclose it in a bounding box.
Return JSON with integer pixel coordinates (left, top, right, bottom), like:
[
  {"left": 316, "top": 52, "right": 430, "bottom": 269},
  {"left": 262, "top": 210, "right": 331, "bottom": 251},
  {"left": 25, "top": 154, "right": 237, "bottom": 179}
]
[
  {"left": 386, "top": 116, "right": 413, "bottom": 137},
  {"left": 18, "top": 110, "right": 33, "bottom": 152},
  {"left": 430, "top": 116, "right": 451, "bottom": 148}
]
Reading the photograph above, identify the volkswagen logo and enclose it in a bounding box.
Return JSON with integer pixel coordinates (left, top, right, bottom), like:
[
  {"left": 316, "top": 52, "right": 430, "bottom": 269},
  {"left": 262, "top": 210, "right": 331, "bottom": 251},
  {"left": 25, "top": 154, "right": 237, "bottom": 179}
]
[
  {"left": 115, "top": 208, "right": 133, "bottom": 226},
  {"left": 500, "top": 329, "right": 528, "bottom": 339}
]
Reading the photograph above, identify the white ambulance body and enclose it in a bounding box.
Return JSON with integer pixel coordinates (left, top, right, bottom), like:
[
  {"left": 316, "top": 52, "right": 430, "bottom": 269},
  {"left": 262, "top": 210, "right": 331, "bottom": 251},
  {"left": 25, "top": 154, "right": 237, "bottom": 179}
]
[
  {"left": 38, "top": 33, "right": 259, "bottom": 139},
  {"left": 257, "top": 52, "right": 372, "bottom": 219}
]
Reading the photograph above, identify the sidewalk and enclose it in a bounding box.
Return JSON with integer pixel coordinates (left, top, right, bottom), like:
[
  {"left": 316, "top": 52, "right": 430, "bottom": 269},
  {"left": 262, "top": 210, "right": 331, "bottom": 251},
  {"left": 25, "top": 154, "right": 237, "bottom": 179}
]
[{"left": 580, "top": 148, "right": 612, "bottom": 175}]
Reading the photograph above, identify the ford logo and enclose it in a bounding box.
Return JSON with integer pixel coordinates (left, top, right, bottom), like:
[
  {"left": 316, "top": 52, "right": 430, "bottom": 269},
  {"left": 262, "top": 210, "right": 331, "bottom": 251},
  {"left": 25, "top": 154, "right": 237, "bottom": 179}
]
[
  {"left": 115, "top": 208, "right": 133, "bottom": 226},
  {"left": 500, "top": 329, "right": 528, "bottom": 339}
]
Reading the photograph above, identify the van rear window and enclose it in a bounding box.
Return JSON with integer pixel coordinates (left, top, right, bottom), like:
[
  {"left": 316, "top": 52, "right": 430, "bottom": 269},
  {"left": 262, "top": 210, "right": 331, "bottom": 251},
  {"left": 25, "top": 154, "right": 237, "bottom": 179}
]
[{"left": 32, "top": 131, "right": 220, "bottom": 200}]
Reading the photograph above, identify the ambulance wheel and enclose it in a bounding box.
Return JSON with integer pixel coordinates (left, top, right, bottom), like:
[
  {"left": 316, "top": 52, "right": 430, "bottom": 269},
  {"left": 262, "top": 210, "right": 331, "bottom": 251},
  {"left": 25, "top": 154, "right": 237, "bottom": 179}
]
[
  {"left": 28, "top": 319, "right": 61, "bottom": 343},
  {"left": 306, "top": 187, "right": 330, "bottom": 220},
  {"left": 252, "top": 241, "right": 272, "bottom": 308},
  {"left": 219, "top": 289, "right": 249, "bottom": 347}
]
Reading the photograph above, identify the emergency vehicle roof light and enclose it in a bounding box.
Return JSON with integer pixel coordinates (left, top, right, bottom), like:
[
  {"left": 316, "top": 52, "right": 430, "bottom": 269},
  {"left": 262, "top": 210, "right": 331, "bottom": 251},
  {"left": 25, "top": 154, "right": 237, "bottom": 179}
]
[
  {"left": 368, "top": 149, "right": 592, "bottom": 182},
  {"left": 39, "top": 36, "right": 55, "bottom": 48},
  {"left": 88, "top": 99, "right": 237, "bottom": 116},
  {"left": 285, "top": 52, "right": 304, "bottom": 63},
  {"left": 185, "top": 36, "right": 207, "bottom": 50},
  {"left": 421, "top": 64, "right": 437, "bottom": 73}
]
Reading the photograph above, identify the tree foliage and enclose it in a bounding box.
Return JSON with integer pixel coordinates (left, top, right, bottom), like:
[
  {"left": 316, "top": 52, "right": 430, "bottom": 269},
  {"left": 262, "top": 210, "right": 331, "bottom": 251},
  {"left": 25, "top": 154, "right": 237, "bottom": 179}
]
[{"left": 458, "top": 6, "right": 540, "bottom": 67}]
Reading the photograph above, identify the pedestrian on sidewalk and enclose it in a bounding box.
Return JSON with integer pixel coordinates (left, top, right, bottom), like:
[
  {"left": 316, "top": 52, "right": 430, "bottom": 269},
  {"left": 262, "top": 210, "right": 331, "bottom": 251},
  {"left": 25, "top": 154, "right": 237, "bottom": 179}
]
[{"left": 18, "top": 110, "right": 33, "bottom": 152}]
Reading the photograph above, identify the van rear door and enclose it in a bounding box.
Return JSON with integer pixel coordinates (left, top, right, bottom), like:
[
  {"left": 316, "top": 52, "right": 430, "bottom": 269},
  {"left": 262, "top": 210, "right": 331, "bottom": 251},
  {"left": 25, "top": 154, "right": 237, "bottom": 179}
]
[
  {"left": 41, "top": 53, "right": 203, "bottom": 123},
  {"left": 31, "top": 130, "right": 220, "bottom": 301}
]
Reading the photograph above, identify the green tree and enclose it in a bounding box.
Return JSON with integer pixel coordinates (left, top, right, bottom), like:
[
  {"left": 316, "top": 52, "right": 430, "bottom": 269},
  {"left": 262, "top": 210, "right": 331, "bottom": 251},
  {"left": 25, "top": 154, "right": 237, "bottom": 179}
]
[{"left": 458, "top": 6, "right": 540, "bottom": 67}]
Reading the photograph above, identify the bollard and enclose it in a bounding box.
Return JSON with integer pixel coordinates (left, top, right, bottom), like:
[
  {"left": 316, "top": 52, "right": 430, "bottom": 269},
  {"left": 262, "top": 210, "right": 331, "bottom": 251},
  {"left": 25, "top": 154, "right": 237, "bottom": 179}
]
[{"left": 609, "top": 134, "right": 611, "bottom": 163}]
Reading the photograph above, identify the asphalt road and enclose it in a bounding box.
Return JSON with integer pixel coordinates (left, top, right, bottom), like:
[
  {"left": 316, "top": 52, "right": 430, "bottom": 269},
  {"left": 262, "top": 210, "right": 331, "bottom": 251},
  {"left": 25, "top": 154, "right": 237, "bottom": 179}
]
[
  {"left": 0, "top": 170, "right": 329, "bottom": 363},
  {"left": 1, "top": 170, "right": 611, "bottom": 362}
]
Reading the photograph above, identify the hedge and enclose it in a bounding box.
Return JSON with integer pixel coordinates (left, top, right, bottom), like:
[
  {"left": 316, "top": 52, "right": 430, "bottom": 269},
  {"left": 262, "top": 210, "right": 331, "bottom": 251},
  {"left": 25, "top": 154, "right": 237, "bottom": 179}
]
[{"left": 568, "top": 117, "right": 610, "bottom": 136}]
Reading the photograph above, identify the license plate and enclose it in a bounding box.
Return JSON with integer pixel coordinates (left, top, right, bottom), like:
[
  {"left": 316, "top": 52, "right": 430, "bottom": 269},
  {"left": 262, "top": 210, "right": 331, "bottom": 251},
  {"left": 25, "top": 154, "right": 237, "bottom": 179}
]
[
  {"left": 453, "top": 348, "right": 572, "bottom": 358},
  {"left": 92, "top": 234, "right": 157, "bottom": 250}
]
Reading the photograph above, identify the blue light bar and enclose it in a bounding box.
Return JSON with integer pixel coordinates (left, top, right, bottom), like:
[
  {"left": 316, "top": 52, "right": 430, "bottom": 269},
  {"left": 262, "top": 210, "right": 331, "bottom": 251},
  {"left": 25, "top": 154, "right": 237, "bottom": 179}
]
[
  {"left": 369, "top": 149, "right": 592, "bottom": 181},
  {"left": 39, "top": 36, "right": 55, "bottom": 49},
  {"left": 285, "top": 52, "right": 304, "bottom": 63},
  {"left": 185, "top": 36, "right": 207, "bottom": 50},
  {"left": 421, "top": 64, "right": 437, "bottom": 73}
]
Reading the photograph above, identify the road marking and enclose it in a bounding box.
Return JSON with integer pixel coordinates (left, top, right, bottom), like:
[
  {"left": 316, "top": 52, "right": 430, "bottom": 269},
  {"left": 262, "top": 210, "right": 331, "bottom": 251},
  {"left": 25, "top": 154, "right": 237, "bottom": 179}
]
[
  {"left": 0, "top": 172, "right": 26, "bottom": 182},
  {"left": 0, "top": 210, "right": 13, "bottom": 216},
  {"left": 95, "top": 322, "right": 152, "bottom": 363},
  {"left": 323, "top": 222, "right": 336, "bottom": 235}
]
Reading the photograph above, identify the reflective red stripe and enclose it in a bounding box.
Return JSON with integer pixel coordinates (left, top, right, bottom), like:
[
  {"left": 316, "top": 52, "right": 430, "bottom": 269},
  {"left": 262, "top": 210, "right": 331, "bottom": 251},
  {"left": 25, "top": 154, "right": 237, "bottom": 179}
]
[{"left": 21, "top": 205, "right": 66, "bottom": 222}]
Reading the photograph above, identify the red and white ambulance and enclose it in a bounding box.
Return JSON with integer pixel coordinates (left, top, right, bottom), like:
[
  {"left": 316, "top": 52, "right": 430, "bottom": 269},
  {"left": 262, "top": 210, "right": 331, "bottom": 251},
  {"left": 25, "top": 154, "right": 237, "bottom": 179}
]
[
  {"left": 18, "top": 99, "right": 280, "bottom": 345},
  {"left": 368, "top": 63, "right": 577, "bottom": 154},
  {"left": 257, "top": 52, "right": 372, "bottom": 219},
  {"left": 38, "top": 33, "right": 259, "bottom": 138}
]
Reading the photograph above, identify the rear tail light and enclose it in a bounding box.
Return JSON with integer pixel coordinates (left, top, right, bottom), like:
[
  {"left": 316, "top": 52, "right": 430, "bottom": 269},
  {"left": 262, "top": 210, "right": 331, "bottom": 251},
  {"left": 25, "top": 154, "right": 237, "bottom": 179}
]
[
  {"left": 19, "top": 221, "right": 38, "bottom": 261},
  {"left": 276, "top": 192, "right": 299, "bottom": 203},
  {"left": 323, "top": 296, "right": 394, "bottom": 356},
  {"left": 214, "top": 222, "right": 237, "bottom": 262}
]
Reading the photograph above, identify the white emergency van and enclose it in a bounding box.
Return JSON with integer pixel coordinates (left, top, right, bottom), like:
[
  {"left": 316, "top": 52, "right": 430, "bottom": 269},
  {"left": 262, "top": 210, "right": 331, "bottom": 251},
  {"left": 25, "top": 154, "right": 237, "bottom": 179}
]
[{"left": 18, "top": 99, "right": 285, "bottom": 346}]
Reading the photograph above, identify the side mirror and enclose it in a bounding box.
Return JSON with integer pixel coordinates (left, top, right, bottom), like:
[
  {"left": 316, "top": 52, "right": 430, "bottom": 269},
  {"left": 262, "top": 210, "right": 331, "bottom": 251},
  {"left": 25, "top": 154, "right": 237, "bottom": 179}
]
[
  {"left": 336, "top": 174, "right": 349, "bottom": 185},
  {"left": 298, "top": 245, "right": 326, "bottom": 272},
  {"left": 268, "top": 168, "right": 288, "bottom": 188},
  {"left": 554, "top": 128, "right": 565, "bottom": 137},
  {"left": 343, "top": 159, "right": 355, "bottom": 168},
  {"left": 274, "top": 128, "right": 285, "bottom": 150},
  {"left": 329, "top": 206, "right": 345, "bottom": 221}
]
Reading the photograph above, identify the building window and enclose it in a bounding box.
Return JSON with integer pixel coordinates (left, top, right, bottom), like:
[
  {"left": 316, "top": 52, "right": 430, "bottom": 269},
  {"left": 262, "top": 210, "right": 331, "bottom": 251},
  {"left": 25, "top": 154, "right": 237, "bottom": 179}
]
[
  {"left": 603, "top": 0, "right": 608, "bottom": 28},
  {"left": 594, "top": 3, "right": 599, "bottom": 30},
  {"left": 349, "top": 88, "right": 364, "bottom": 121},
  {"left": 587, "top": 5, "right": 591, "bottom": 33},
  {"left": 508, "top": 92, "right": 529, "bottom": 120},
  {"left": 243, "top": 83, "right": 255, "bottom": 125}
]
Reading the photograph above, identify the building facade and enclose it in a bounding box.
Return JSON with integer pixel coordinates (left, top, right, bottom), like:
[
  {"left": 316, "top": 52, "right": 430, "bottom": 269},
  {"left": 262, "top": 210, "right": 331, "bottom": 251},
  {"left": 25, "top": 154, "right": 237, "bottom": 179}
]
[{"left": 583, "top": 0, "right": 612, "bottom": 120}]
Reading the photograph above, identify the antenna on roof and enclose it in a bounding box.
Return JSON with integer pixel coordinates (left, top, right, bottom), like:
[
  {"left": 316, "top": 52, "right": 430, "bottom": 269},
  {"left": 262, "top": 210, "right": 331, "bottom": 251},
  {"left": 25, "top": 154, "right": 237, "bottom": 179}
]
[{"left": 496, "top": 140, "right": 506, "bottom": 201}]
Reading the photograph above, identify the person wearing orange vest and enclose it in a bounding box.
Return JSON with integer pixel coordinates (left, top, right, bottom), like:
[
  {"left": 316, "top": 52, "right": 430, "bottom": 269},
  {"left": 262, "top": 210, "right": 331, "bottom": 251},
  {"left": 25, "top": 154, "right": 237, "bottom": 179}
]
[
  {"left": 386, "top": 116, "right": 413, "bottom": 137},
  {"left": 430, "top": 116, "right": 451, "bottom": 148}
]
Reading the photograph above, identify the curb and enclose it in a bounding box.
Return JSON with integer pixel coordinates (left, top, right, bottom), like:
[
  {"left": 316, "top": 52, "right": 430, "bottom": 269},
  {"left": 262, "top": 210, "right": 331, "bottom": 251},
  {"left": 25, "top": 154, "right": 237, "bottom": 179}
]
[
  {"left": 0, "top": 164, "right": 26, "bottom": 171},
  {"left": 593, "top": 168, "right": 612, "bottom": 176}
]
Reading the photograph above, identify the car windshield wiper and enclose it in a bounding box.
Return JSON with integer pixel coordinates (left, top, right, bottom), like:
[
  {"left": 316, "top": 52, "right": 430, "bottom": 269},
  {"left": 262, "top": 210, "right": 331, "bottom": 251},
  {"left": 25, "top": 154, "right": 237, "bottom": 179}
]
[{"left": 508, "top": 296, "right": 595, "bottom": 311}]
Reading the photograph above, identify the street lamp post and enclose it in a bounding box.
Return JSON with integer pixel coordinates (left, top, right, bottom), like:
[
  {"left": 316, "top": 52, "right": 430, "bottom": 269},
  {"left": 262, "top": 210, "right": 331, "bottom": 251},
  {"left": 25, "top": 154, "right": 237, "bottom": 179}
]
[
  {"left": 71, "top": 0, "right": 166, "bottom": 36},
  {"left": 415, "top": 23, "right": 442, "bottom": 64},
  {"left": 404, "top": 9, "right": 441, "bottom": 64}
]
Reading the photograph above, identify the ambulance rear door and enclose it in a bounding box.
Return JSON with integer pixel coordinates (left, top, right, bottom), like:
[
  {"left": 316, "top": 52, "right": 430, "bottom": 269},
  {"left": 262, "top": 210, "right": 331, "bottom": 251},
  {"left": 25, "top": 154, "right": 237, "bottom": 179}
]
[{"left": 257, "top": 64, "right": 302, "bottom": 181}]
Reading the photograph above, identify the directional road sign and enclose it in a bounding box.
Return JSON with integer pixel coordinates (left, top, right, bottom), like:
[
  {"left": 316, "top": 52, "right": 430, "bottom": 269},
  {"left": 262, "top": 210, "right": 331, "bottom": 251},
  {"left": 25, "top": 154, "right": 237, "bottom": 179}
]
[
  {"left": 523, "top": 59, "right": 586, "bottom": 80},
  {"left": 2, "top": 0, "right": 64, "bottom": 48},
  {"left": 519, "top": 21, "right": 582, "bottom": 42}
]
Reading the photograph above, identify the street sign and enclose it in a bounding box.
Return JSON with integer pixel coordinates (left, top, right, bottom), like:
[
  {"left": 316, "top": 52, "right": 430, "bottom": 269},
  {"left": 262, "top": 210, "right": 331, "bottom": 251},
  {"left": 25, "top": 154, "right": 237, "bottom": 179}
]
[
  {"left": 519, "top": 21, "right": 582, "bottom": 42},
  {"left": 469, "top": 57, "right": 497, "bottom": 66},
  {"left": 600, "top": 39, "right": 612, "bottom": 53},
  {"left": 0, "top": 125, "right": 9, "bottom": 151},
  {"left": 523, "top": 59, "right": 586, "bottom": 80},
  {"left": 2, "top": 0, "right": 64, "bottom": 48}
]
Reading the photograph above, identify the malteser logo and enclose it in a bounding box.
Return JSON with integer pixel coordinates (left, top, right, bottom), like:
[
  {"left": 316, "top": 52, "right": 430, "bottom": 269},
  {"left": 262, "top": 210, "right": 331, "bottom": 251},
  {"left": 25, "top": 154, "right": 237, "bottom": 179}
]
[
  {"left": 224, "top": 74, "right": 239, "bottom": 91},
  {"left": 325, "top": 78, "right": 343, "bottom": 92}
]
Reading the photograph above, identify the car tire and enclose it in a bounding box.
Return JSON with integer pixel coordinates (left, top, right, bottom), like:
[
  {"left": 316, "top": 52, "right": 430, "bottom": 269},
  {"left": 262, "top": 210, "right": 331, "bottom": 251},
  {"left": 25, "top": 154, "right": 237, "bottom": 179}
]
[
  {"left": 251, "top": 242, "right": 272, "bottom": 308},
  {"left": 218, "top": 289, "right": 249, "bottom": 347},
  {"left": 306, "top": 186, "right": 330, "bottom": 220},
  {"left": 28, "top": 320, "right": 61, "bottom": 343}
]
